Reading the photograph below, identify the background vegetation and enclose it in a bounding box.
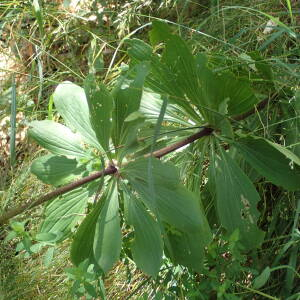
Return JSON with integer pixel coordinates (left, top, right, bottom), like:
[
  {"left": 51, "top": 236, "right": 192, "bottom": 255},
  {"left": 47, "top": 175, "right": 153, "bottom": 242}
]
[{"left": 0, "top": 0, "right": 299, "bottom": 299}]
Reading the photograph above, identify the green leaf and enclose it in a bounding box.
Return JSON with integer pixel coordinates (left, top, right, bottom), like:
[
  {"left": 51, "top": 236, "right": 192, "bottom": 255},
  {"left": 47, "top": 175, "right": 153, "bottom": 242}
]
[
  {"left": 216, "top": 72, "right": 258, "bottom": 117},
  {"left": 124, "top": 193, "right": 163, "bottom": 277},
  {"left": 195, "top": 54, "right": 258, "bottom": 120},
  {"left": 35, "top": 232, "right": 57, "bottom": 242},
  {"left": 112, "top": 62, "right": 150, "bottom": 145},
  {"left": 212, "top": 147, "right": 264, "bottom": 249},
  {"left": 32, "top": 0, "right": 44, "bottom": 37},
  {"left": 85, "top": 76, "right": 113, "bottom": 152},
  {"left": 53, "top": 81, "right": 101, "bottom": 150},
  {"left": 126, "top": 38, "right": 201, "bottom": 123},
  {"left": 28, "top": 120, "right": 87, "bottom": 158},
  {"left": 165, "top": 230, "right": 205, "bottom": 273},
  {"left": 282, "top": 90, "right": 300, "bottom": 157},
  {"left": 151, "top": 21, "right": 206, "bottom": 119},
  {"left": 71, "top": 181, "right": 121, "bottom": 274},
  {"left": 122, "top": 157, "right": 179, "bottom": 188},
  {"left": 43, "top": 247, "right": 55, "bottom": 267},
  {"left": 122, "top": 158, "right": 211, "bottom": 235},
  {"left": 248, "top": 51, "right": 274, "bottom": 84},
  {"left": 93, "top": 181, "right": 122, "bottom": 273},
  {"left": 253, "top": 267, "right": 271, "bottom": 289},
  {"left": 41, "top": 187, "right": 91, "bottom": 241},
  {"left": 140, "top": 89, "right": 192, "bottom": 127},
  {"left": 31, "top": 154, "right": 86, "bottom": 186},
  {"left": 149, "top": 20, "right": 172, "bottom": 46},
  {"left": 4, "top": 231, "right": 17, "bottom": 243},
  {"left": 233, "top": 136, "right": 300, "bottom": 191},
  {"left": 84, "top": 282, "right": 97, "bottom": 298},
  {"left": 71, "top": 200, "right": 103, "bottom": 267},
  {"left": 126, "top": 38, "right": 152, "bottom": 63}
]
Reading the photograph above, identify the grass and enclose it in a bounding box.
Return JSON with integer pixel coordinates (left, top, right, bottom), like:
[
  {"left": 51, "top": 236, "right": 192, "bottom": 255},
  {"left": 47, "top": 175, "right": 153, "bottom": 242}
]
[{"left": 1, "top": 0, "right": 300, "bottom": 299}]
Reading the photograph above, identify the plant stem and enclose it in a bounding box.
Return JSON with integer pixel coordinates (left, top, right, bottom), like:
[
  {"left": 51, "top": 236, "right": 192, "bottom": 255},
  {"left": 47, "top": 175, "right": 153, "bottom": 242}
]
[
  {"left": 0, "top": 95, "right": 275, "bottom": 225},
  {"left": 0, "top": 165, "right": 117, "bottom": 224}
]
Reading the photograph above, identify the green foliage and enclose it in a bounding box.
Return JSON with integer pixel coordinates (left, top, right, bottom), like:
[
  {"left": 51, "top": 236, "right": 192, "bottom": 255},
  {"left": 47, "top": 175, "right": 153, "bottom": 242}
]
[
  {"left": 124, "top": 191, "right": 163, "bottom": 277},
  {"left": 3, "top": 11, "right": 300, "bottom": 298},
  {"left": 233, "top": 135, "right": 300, "bottom": 191},
  {"left": 31, "top": 154, "right": 86, "bottom": 187},
  {"left": 71, "top": 180, "right": 122, "bottom": 273},
  {"left": 211, "top": 146, "right": 265, "bottom": 249}
]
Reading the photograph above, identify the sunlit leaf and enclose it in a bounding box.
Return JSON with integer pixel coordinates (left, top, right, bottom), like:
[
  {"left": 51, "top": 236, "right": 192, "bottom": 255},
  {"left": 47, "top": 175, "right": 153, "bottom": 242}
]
[
  {"left": 85, "top": 76, "right": 113, "bottom": 152},
  {"left": 93, "top": 181, "right": 122, "bottom": 273},
  {"left": 53, "top": 81, "right": 101, "bottom": 150},
  {"left": 41, "top": 186, "right": 92, "bottom": 242},
  {"left": 31, "top": 154, "right": 86, "bottom": 186},
  {"left": 28, "top": 120, "right": 87, "bottom": 158},
  {"left": 112, "top": 62, "right": 150, "bottom": 146}
]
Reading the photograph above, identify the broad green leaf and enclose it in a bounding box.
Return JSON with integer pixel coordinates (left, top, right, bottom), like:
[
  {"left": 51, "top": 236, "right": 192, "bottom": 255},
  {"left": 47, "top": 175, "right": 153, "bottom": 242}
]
[
  {"left": 31, "top": 154, "right": 86, "bottom": 186},
  {"left": 140, "top": 89, "right": 192, "bottom": 127},
  {"left": 212, "top": 148, "right": 264, "bottom": 249},
  {"left": 28, "top": 120, "right": 86, "bottom": 158},
  {"left": 93, "top": 181, "right": 122, "bottom": 273},
  {"left": 248, "top": 51, "right": 274, "bottom": 84},
  {"left": 53, "top": 81, "right": 101, "bottom": 150},
  {"left": 124, "top": 193, "right": 163, "bottom": 277},
  {"left": 122, "top": 158, "right": 211, "bottom": 234},
  {"left": 85, "top": 76, "right": 113, "bottom": 152},
  {"left": 123, "top": 157, "right": 179, "bottom": 189},
  {"left": 216, "top": 72, "right": 258, "bottom": 116},
  {"left": 126, "top": 38, "right": 201, "bottom": 123},
  {"left": 4, "top": 231, "right": 17, "bottom": 243},
  {"left": 71, "top": 197, "right": 103, "bottom": 266},
  {"left": 165, "top": 230, "right": 205, "bottom": 273},
  {"left": 150, "top": 21, "right": 206, "bottom": 119},
  {"left": 233, "top": 136, "right": 300, "bottom": 191},
  {"left": 149, "top": 20, "right": 172, "bottom": 46},
  {"left": 126, "top": 38, "right": 152, "bottom": 63},
  {"left": 195, "top": 54, "right": 258, "bottom": 120},
  {"left": 112, "top": 62, "right": 150, "bottom": 145},
  {"left": 41, "top": 187, "right": 91, "bottom": 241}
]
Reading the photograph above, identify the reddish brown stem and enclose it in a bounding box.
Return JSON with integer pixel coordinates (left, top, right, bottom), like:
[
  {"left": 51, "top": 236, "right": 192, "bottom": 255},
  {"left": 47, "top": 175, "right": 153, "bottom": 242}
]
[
  {"left": 0, "top": 165, "right": 117, "bottom": 224},
  {"left": 0, "top": 95, "right": 275, "bottom": 225}
]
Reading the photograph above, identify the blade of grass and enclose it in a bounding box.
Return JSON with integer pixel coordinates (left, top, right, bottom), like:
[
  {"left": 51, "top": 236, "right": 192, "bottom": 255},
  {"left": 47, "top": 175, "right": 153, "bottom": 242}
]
[
  {"left": 283, "top": 195, "right": 300, "bottom": 296},
  {"left": 10, "top": 75, "right": 17, "bottom": 167},
  {"left": 285, "top": 0, "right": 294, "bottom": 24}
]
